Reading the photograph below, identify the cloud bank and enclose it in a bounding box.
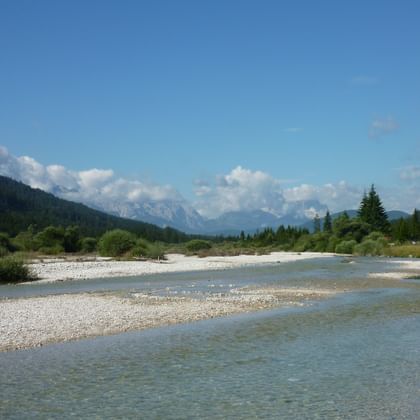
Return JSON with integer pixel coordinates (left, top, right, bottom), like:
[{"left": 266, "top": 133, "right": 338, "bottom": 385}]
[
  {"left": 0, "top": 146, "right": 182, "bottom": 210},
  {"left": 194, "top": 167, "right": 366, "bottom": 219},
  {"left": 1, "top": 146, "right": 416, "bottom": 224}
]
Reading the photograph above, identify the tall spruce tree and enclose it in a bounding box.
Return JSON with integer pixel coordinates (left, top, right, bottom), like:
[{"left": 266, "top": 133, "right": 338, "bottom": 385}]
[
  {"left": 323, "top": 210, "right": 332, "bottom": 233},
  {"left": 410, "top": 209, "right": 420, "bottom": 240},
  {"left": 358, "top": 185, "right": 389, "bottom": 233}
]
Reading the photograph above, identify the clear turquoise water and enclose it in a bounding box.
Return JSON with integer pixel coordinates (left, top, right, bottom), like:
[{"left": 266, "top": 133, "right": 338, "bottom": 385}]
[{"left": 1, "top": 257, "right": 420, "bottom": 419}]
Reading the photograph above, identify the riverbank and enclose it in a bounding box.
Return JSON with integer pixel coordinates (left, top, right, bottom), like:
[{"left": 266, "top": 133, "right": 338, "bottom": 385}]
[
  {"left": 28, "top": 252, "right": 335, "bottom": 283},
  {"left": 0, "top": 286, "right": 336, "bottom": 352}
]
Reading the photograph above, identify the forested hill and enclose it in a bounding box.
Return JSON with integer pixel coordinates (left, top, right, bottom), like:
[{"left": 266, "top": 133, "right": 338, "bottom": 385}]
[{"left": 0, "top": 175, "right": 190, "bottom": 242}]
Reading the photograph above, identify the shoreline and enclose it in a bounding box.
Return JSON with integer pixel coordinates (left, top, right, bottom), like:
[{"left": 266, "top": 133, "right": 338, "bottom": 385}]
[
  {"left": 0, "top": 286, "right": 337, "bottom": 352},
  {"left": 28, "top": 252, "right": 336, "bottom": 284},
  {"left": 1, "top": 252, "right": 338, "bottom": 352},
  {"left": 2, "top": 253, "right": 420, "bottom": 352}
]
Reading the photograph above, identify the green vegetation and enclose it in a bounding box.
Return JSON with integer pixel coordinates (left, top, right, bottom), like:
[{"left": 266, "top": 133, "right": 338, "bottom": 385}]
[
  {"left": 0, "top": 175, "right": 191, "bottom": 242},
  {"left": 1, "top": 177, "right": 420, "bottom": 270},
  {"left": 384, "top": 244, "right": 420, "bottom": 258},
  {"left": 98, "top": 229, "right": 137, "bottom": 257},
  {"left": 185, "top": 239, "right": 212, "bottom": 253},
  {"left": 358, "top": 185, "right": 390, "bottom": 232},
  {"left": 0, "top": 256, "right": 35, "bottom": 283}
]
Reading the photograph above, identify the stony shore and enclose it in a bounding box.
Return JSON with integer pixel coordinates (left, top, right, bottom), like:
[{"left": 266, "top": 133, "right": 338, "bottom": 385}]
[
  {"left": 2, "top": 253, "right": 420, "bottom": 352},
  {"left": 0, "top": 286, "right": 336, "bottom": 352},
  {"left": 28, "top": 252, "right": 335, "bottom": 283}
]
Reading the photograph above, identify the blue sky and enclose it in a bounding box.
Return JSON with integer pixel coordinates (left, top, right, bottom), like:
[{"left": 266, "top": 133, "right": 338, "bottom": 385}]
[{"left": 1, "top": 0, "right": 419, "bottom": 214}]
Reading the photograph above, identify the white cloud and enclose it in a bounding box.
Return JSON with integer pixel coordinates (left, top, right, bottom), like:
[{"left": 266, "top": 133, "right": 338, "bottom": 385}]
[
  {"left": 194, "top": 166, "right": 287, "bottom": 218},
  {"left": 194, "top": 168, "right": 364, "bottom": 219},
  {"left": 400, "top": 165, "right": 420, "bottom": 181},
  {"left": 368, "top": 116, "right": 399, "bottom": 139},
  {"left": 283, "top": 181, "right": 363, "bottom": 212},
  {"left": 1, "top": 146, "right": 417, "bottom": 224},
  {"left": 0, "top": 146, "right": 182, "bottom": 210},
  {"left": 78, "top": 168, "right": 114, "bottom": 189}
]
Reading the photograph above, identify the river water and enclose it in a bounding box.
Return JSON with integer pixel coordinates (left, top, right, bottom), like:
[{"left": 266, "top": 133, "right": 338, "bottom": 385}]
[{"left": 1, "top": 257, "right": 420, "bottom": 419}]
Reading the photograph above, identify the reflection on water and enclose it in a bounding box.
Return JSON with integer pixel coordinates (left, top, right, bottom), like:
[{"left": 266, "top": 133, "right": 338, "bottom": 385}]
[{"left": 1, "top": 257, "right": 420, "bottom": 419}]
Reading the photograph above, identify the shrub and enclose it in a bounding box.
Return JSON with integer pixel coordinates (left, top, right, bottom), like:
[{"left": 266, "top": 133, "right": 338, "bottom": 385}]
[
  {"left": 131, "top": 239, "right": 165, "bottom": 260},
  {"left": 354, "top": 239, "right": 385, "bottom": 256},
  {"left": 0, "top": 246, "right": 9, "bottom": 257},
  {"left": 364, "top": 231, "right": 388, "bottom": 247},
  {"left": 38, "top": 245, "right": 64, "bottom": 255},
  {"left": 185, "top": 240, "right": 212, "bottom": 253},
  {"left": 0, "top": 233, "right": 16, "bottom": 253},
  {"left": 144, "top": 243, "right": 165, "bottom": 260},
  {"left": 0, "top": 256, "right": 35, "bottom": 283},
  {"left": 130, "top": 238, "right": 150, "bottom": 258},
  {"left": 80, "top": 237, "right": 97, "bottom": 253},
  {"left": 293, "top": 235, "right": 313, "bottom": 252},
  {"left": 98, "top": 229, "right": 136, "bottom": 257},
  {"left": 335, "top": 240, "right": 357, "bottom": 254},
  {"left": 326, "top": 235, "right": 340, "bottom": 253},
  {"left": 12, "top": 230, "right": 36, "bottom": 251},
  {"left": 34, "top": 226, "right": 65, "bottom": 251},
  {"left": 63, "top": 226, "right": 81, "bottom": 253}
]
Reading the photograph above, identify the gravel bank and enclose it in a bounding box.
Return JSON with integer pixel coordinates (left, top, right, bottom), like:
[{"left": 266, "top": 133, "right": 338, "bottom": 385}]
[
  {"left": 29, "top": 252, "right": 335, "bottom": 283},
  {"left": 368, "top": 259, "right": 420, "bottom": 280},
  {"left": 0, "top": 287, "right": 336, "bottom": 352}
]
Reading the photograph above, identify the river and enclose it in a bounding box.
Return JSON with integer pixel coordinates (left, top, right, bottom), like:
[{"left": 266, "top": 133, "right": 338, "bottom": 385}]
[{"left": 1, "top": 256, "right": 419, "bottom": 418}]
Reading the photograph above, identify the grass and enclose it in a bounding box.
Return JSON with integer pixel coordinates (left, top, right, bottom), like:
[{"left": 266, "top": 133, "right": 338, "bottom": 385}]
[{"left": 384, "top": 244, "right": 420, "bottom": 258}]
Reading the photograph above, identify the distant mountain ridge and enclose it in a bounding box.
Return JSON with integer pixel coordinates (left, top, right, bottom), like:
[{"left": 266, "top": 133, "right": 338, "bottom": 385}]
[
  {"left": 1, "top": 175, "right": 411, "bottom": 237},
  {"left": 0, "top": 175, "right": 190, "bottom": 242}
]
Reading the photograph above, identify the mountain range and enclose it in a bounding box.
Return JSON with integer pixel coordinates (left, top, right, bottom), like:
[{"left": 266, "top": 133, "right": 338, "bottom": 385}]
[
  {"left": 0, "top": 175, "right": 191, "bottom": 242},
  {"left": 0, "top": 175, "right": 410, "bottom": 235}
]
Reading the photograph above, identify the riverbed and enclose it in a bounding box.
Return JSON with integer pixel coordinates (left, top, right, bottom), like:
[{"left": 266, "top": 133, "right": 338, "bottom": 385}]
[{"left": 1, "top": 256, "right": 420, "bottom": 418}]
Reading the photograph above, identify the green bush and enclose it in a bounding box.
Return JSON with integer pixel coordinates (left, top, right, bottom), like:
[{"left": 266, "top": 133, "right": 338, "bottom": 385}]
[
  {"left": 130, "top": 238, "right": 150, "bottom": 258},
  {"left": 326, "top": 235, "right": 340, "bottom": 253},
  {"left": 185, "top": 240, "right": 212, "bottom": 253},
  {"left": 364, "top": 231, "right": 388, "bottom": 247},
  {"left": 354, "top": 239, "right": 384, "bottom": 256},
  {"left": 98, "top": 229, "right": 136, "bottom": 257},
  {"left": 293, "top": 235, "right": 313, "bottom": 252},
  {"left": 63, "top": 226, "right": 81, "bottom": 252},
  {"left": 0, "top": 256, "right": 35, "bottom": 283},
  {"left": 80, "top": 237, "right": 97, "bottom": 253},
  {"left": 144, "top": 243, "right": 165, "bottom": 260},
  {"left": 335, "top": 240, "right": 357, "bottom": 254},
  {"left": 34, "top": 226, "right": 65, "bottom": 251},
  {"left": 0, "top": 246, "right": 9, "bottom": 257},
  {"left": 12, "top": 229, "right": 36, "bottom": 251},
  {"left": 38, "top": 245, "right": 64, "bottom": 255},
  {"left": 131, "top": 239, "right": 165, "bottom": 260},
  {"left": 0, "top": 233, "right": 16, "bottom": 253}
]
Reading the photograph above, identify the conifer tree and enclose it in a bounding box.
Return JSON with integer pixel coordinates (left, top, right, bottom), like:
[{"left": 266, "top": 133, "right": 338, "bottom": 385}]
[
  {"left": 410, "top": 209, "right": 420, "bottom": 240},
  {"left": 358, "top": 185, "right": 389, "bottom": 233},
  {"left": 323, "top": 210, "right": 332, "bottom": 233}
]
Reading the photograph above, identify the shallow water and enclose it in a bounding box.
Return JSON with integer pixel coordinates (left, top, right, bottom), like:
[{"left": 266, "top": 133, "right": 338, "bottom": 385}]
[{"left": 1, "top": 257, "right": 420, "bottom": 419}]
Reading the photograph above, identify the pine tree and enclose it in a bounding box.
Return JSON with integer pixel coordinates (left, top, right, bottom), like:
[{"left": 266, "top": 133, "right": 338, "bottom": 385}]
[
  {"left": 358, "top": 192, "right": 369, "bottom": 222},
  {"left": 323, "top": 210, "right": 332, "bottom": 232},
  {"left": 410, "top": 209, "right": 420, "bottom": 240},
  {"left": 358, "top": 185, "right": 389, "bottom": 233}
]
